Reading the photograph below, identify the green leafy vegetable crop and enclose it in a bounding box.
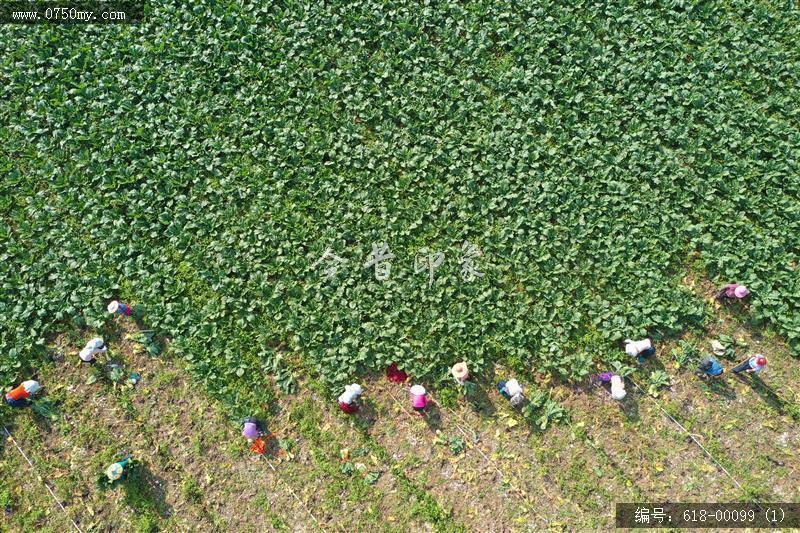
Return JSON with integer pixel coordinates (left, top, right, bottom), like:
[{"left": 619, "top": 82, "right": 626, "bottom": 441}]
[{"left": 1, "top": 2, "right": 798, "bottom": 413}]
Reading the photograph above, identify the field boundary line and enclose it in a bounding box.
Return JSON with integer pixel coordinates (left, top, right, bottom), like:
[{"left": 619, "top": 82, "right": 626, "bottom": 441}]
[
  {"left": 625, "top": 377, "right": 759, "bottom": 507},
  {"left": 382, "top": 385, "right": 550, "bottom": 529},
  {"left": 3, "top": 425, "right": 85, "bottom": 533}
]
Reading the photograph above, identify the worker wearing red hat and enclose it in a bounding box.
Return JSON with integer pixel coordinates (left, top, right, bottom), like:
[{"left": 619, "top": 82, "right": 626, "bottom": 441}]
[{"left": 732, "top": 354, "right": 767, "bottom": 375}]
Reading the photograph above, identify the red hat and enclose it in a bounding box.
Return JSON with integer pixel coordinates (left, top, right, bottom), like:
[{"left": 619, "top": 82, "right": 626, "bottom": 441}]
[{"left": 756, "top": 356, "right": 767, "bottom": 367}]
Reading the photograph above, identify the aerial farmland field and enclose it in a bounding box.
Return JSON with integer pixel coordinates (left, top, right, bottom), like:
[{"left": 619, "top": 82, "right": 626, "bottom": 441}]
[{"left": 1, "top": 1, "right": 799, "bottom": 531}]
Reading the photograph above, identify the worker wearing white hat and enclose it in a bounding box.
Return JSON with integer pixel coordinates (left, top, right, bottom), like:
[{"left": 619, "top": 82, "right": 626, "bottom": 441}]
[
  {"left": 625, "top": 338, "right": 655, "bottom": 364},
  {"left": 338, "top": 384, "right": 363, "bottom": 414},
  {"left": 80, "top": 337, "right": 107, "bottom": 363},
  {"left": 497, "top": 379, "right": 526, "bottom": 407}
]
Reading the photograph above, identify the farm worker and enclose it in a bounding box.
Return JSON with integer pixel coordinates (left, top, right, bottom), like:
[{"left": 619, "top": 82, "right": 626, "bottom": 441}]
[
  {"left": 732, "top": 354, "right": 767, "bottom": 375},
  {"left": 610, "top": 375, "right": 626, "bottom": 400},
  {"left": 451, "top": 362, "right": 469, "bottom": 385},
  {"left": 594, "top": 372, "right": 625, "bottom": 400},
  {"left": 242, "top": 417, "right": 260, "bottom": 443},
  {"left": 410, "top": 385, "right": 427, "bottom": 413},
  {"left": 386, "top": 363, "right": 408, "bottom": 383},
  {"left": 698, "top": 356, "right": 724, "bottom": 378},
  {"left": 497, "top": 379, "right": 525, "bottom": 407},
  {"left": 338, "top": 384, "right": 363, "bottom": 414},
  {"left": 716, "top": 283, "right": 749, "bottom": 301},
  {"left": 105, "top": 456, "right": 132, "bottom": 481},
  {"left": 625, "top": 338, "right": 655, "bottom": 364},
  {"left": 107, "top": 300, "right": 133, "bottom": 316},
  {"left": 4, "top": 380, "right": 41, "bottom": 407},
  {"left": 79, "top": 337, "right": 106, "bottom": 363}
]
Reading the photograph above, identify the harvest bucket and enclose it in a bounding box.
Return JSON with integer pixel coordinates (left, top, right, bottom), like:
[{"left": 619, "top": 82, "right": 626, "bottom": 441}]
[
  {"left": 410, "top": 385, "right": 427, "bottom": 410},
  {"left": 250, "top": 437, "right": 267, "bottom": 455},
  {"left": 107, "top": 300, "right": 132, "bottom": 316}
]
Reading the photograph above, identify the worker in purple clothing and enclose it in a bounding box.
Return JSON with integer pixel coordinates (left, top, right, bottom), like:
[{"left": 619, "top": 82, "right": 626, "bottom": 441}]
[
  {"left": 716, "top": 283, "right": 749, "bottom": 301},
  {"left": 732, "top": 354, "right": 767, "bottom": 375},
  {"left": 242, "top": 417, "right": 260, "bottom": 443}
]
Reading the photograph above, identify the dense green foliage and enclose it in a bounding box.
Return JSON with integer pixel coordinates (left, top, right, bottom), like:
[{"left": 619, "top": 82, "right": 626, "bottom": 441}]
[{"left": 1, "top": 1, "right": 799, "bottom": 412}]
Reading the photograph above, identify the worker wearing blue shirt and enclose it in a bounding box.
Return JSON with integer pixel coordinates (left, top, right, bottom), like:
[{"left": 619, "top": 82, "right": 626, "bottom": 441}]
[{"left": 698, "top": 357, "right": 724, "bottom": 378}]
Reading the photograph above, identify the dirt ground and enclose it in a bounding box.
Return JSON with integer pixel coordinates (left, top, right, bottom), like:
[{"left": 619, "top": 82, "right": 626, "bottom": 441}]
[
  {"left": 2, "top": 276, "right": 799, "bottom": 532},
  {"left": 0, "top": 321, "right": 318, "bottom": 532}
]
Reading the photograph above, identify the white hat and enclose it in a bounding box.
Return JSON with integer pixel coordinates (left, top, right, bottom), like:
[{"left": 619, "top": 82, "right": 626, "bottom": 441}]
[
  {"left": 624, "top": 340, "right": 638, "bottom": 357},
  {"left": 86, "top": 338, "right": 105, "bottom": 350},
  {"left": 106, "top": 462, "right": 124, "bottom": 481},
  {"left": 624, "top": 338, "right": 652, "bottom": 357},
  {"left": 338, "top": 383, "right": 363, "bottom": 405},
  {"left": 80, "top": 338, "right": 106, "bottom": 361},
  {"left": 22, "top": 380, "right": 41, "bottom": 395},
  {"left": 410, "top": 385, "right": 426, "bottom": 396},
  {"left": 107, "top": 301, "right": 120, "bottom": 313},
  {"left": 505, "top": 379, "right": 523, "bottom": 397}
]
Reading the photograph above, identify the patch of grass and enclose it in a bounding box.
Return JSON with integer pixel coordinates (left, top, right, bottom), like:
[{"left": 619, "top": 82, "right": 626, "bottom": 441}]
[
  {"left": 0, "top": 488, "right": 11, "bottom": 512},
  {"left": 151, "top": 370, "right": 180, "bottom": 389},
  {"left": 564, "top": 457, "right": 601, "bottom": 511},
  {"left": 267, "top": 511, "right": 290, "bottom": 531},
  {"left": 180, "top": 477, "right": 203, "bottom": 504},
  {"left": 390, "top": 465, "right": 463, "bottom": 532},
  {"left": 252, "top": 493, "right": 290, "bottom": 531},
  {"left": 115, "top": 388, "right": 138, "bottom": 419},
  {"left": 122, "top": 464, "right": 167, "bottom": 518},
  {"left": 436, "top": 387, "right": 459, "bottom": 410},
  {"left": 787, "top": 402, "right": 800, "bottom": 423},
  {"left": 132, "top": 512, "right": 159, "bottom": 533},
  {"left": 191, "top": 434, "right": 205, "bottom": 456},
  {"left": 288, "top": 397, "right": 389, "bottom": 525}
]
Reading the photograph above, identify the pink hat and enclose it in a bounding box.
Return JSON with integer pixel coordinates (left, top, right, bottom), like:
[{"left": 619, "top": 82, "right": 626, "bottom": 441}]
[{"left": 734, "top": 285, "right": 749, "bottom": 298}]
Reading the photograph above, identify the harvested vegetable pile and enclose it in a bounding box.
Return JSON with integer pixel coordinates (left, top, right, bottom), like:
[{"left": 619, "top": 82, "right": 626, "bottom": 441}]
[{"left": 1, "top": 1, "right": 799, "bottom": 412}]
